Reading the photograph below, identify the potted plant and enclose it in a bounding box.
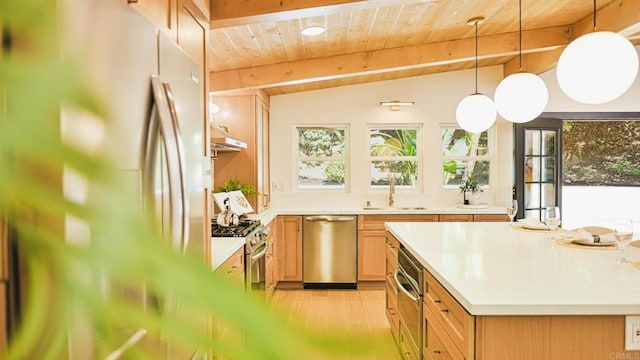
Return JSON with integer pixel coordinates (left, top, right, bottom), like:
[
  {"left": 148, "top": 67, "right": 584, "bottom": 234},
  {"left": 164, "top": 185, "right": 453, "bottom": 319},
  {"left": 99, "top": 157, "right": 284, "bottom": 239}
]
[
  {"left": 214, "top": 178, "right": 257, "bottom": 196},
  {"left": 459, "top": 172, "right": 483, "bottom": 205}
]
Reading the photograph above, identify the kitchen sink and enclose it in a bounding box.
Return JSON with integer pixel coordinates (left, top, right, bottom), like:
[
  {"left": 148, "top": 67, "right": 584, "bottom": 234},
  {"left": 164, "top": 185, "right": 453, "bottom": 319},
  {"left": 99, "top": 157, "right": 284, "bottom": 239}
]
[
  {"left": 362, "top": 206, "right": 388, "bottom": 210},
  {"left": 394, "top": 206, "right": 427, "bottom": 210}
]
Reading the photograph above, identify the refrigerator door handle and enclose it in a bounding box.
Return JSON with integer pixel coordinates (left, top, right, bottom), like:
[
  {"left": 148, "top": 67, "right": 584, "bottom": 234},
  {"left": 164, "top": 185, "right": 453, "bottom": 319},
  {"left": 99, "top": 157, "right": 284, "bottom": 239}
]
[
  {"left": 162, "top": 82, "right": 190, "bottom": 255},
  {"left": 146, "top": 76, "right": 188, "bottom": 253}
]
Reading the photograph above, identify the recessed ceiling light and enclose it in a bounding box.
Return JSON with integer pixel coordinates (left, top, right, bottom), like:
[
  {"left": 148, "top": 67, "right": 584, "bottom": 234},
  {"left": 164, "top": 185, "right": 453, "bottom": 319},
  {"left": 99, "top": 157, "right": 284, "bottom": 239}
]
[{"left": 301, "top": 26, "right": 326, "bottom": 36}]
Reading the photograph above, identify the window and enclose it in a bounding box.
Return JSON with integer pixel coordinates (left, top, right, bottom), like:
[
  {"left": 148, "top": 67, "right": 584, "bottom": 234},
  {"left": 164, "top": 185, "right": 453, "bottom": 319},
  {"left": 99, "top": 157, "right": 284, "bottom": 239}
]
[
  {"left": 441, "top": 127, "right": 490, "bottom": 188},
  {"left": 563, "top": 120, "right": 640, "bottom": 186},
  {"left": 296, "top": 126, "right": 347, "bottom": 190},
  {"left": 369, "top": 127, "right": 420, "bottom": 188}
]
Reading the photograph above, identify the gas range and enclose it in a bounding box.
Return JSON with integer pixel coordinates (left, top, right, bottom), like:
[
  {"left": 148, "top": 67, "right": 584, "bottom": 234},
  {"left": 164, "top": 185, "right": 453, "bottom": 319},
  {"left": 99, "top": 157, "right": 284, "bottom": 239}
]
[{"left": 211, "top": 219, "right": 262, "bottom": 238}]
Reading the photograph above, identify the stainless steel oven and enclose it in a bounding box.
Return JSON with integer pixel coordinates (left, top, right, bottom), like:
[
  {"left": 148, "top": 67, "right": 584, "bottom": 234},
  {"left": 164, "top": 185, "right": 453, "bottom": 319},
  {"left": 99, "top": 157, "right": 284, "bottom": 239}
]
[
  {"left": 211, "top": 219, "right": 268, "bottom": 299},
  {"left": 246, "top": 226, "right": 269, "bottom": 299},
  {"left": 395, "top": 245, "right": 423, "bottom": 359}
]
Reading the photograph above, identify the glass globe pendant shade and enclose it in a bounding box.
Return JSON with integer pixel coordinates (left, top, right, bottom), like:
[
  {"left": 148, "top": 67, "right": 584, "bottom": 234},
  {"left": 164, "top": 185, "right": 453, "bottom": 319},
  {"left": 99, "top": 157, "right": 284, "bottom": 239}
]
[
  {"left": 456, "top": 93, "right": 497, "bottom": 133},
  {"left": 556, "top": 31, "right": 639, "bottom": 104},
  {"left": 495, "top": 72, "right": 548, "bottom": 123}
]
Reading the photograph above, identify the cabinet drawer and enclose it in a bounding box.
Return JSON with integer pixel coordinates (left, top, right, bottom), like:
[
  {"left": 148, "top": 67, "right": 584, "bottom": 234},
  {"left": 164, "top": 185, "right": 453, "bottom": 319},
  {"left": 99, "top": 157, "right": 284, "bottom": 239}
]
[
  {"left": 473, "top": 214, "right": 509, "bottom": 222},
  {"left": 217, "top": 247, "right": 245, "bottom": 284},
  {"left": 386, "top": 257, "right": 398, "bottom": 293},
  {"left": 423, "top": 302, "right": 465, "bottom": 360},
  {"left": 423, "top": 269, "right": 474, "bottom": 359},
  {"left": 399, "top": 321, "right": 420, "bottom": 360},
  {"left": 360, "top": 215, "right": 438, "bottom": 231},
  {"left": 385, "top": 281, "right": 400, "bottom": 341},
  {"left": 439, "top": 214, "right": 473, "bottom": 222},
  {"left": 386, "top": 233, "right": 399, "bottom": 258}
]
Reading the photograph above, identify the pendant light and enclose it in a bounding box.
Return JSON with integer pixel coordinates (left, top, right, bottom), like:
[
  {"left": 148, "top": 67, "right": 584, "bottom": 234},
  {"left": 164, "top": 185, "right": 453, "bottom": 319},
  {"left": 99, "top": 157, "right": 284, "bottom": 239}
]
[
  {"left": 456, "top": 17, "right": 496, "bottom": 133},
  {"left": 556, "top": 0, "right": 638, "bottom": 104},
  {"left": 494, "top": 0, "right": 548, "bottom": 123}
]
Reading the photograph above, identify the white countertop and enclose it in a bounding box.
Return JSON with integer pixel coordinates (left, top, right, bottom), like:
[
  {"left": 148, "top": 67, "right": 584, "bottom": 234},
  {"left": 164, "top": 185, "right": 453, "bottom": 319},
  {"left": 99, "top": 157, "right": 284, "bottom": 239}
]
[
  {"left": 211, "top": 205, "right": 506, "bottom": 272},
  {"left": 210, "top": 237, "right": 245, "bottom": 271},
  {"left": 385, "top": 222, "right": 640, "bottom": 316},
  {"left": 244, "top": 205, "right": 505, "bottom": 223}
]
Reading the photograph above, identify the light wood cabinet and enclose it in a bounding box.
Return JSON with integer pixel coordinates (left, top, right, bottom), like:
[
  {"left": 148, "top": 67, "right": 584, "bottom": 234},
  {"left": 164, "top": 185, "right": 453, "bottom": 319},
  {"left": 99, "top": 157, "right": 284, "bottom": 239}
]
[
  {"left": 439, "top": 214, "right": 473, "bottom": 222},
  {"left": 417, "top": 245, "right": 640, "bottom": 360},
  {"left": 423, "top": 303, "right": 465, "bottom": 360},
  {"left": 357, "top": 215, "right": 438, "bottom": 281},
  {"left": 213, "top": 90, "right": 271, "bottom": 213},
  {"left": 276, "top": 216, "right": 302, "bottom": 282},
  {"left": 473, "top": 214, "right": 509, "bottom": 222},
  {"left": 212, "top": 246, "right": 244, "bottom": 360},
  {"left": 423, "top": 269, "right": 474, "bottom": 359},
  {"left": 399, "top": 321, "right": 420, "bottom": 360},
  {"left": 127, "top": 0, "right": 177, "bottom": 39},
  {"left": 385, "top": 233, "right": 400, "bottom": 342},
  {"left": 358, "top": 232, "right": 386, "bottom": 281}
]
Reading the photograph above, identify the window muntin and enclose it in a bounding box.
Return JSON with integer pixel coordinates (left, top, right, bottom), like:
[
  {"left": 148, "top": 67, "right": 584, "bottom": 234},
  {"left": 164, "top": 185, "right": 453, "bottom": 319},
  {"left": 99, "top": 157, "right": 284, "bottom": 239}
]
[
  {"left": 369, "top": 127, "right": 419, "bottom": 188},
  {"left": 296, "top": 127, "right": 347, "bottom": 189},
  {"left": 441, "top": 128, "right": 490, "bottom": 188}
]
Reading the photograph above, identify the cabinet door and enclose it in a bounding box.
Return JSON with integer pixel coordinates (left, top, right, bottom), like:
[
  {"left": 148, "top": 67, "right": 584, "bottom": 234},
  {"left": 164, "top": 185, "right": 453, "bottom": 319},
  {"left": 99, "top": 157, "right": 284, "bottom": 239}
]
[
  {"left": 439, "top": 214, "right": 473, "bottom": 222},
  {"left": 128, "top": 0, "right": 177, "bottom": 39},
  {"left": 277, "top": 216, "right": 302, "bottom": 281},
  {"left": 256, "top": 97, "right": 270, "bottom": 212},
  {"left": 473, "top": 214, "right": 510, "bottom": 222},
  {"left": 357, "top": 231, "right": 386, "bottom": 281}
]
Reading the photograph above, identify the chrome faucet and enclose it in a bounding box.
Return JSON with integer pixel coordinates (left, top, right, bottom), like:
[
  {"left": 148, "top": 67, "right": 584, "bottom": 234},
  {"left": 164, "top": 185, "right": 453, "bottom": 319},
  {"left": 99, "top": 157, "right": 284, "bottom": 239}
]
[{"left": 388, "top": 177, "right": 395, "bottom": 207}]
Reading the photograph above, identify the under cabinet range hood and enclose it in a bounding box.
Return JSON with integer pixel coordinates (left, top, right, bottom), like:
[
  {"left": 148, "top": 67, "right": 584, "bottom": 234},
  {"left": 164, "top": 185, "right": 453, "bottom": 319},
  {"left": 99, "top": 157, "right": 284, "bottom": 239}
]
[{"left": 210, "top": 123, "right": 247, "bottom": 150}]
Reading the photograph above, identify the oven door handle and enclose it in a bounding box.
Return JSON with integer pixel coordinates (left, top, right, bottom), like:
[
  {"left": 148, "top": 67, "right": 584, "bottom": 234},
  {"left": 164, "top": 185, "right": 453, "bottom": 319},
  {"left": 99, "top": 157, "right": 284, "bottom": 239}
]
[
  {"left": 249, "top": 240, "right": 268, "bottom": 261},
  {"left": 394, "top": 268, "right": 420, "bottom": 302}
]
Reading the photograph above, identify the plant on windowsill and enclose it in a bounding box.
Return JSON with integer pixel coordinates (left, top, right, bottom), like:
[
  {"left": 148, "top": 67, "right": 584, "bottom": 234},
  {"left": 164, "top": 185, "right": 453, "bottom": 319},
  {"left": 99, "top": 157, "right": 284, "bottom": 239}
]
[{"left": 459, "top": 172, "right": 483, "bottom": 205}]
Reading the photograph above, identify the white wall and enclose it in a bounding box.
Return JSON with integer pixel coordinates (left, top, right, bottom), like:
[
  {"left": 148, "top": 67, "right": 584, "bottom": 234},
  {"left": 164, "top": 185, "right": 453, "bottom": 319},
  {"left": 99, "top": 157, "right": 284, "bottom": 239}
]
[{"left": 269, "top": 66, "right": 514, "bottom": 209}]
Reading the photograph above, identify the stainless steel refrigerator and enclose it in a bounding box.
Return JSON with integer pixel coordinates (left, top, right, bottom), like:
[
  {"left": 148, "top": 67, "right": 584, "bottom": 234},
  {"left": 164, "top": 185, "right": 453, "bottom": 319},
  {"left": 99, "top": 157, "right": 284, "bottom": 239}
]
[{"left": 57, "top": 0, "right": 206, "bottom": 358}]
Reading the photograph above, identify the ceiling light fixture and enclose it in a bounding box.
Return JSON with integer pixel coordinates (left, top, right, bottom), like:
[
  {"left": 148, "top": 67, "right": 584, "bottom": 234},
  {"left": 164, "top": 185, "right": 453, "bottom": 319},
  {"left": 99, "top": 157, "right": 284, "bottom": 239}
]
[
  {"left": 301, "top": 26, "right": 326, "bottom": 36},
  {"left": 456, "top": 17, "right": 496, "bottom": 133},
  {"left": 380, "top": 101, "right": 415, "bottom": 111},
  {"left": 494, "top": 0, "right": 548, "bottom": 123},
  {"left": 556, "top": 0, "right": 638, "bottom": 104}
]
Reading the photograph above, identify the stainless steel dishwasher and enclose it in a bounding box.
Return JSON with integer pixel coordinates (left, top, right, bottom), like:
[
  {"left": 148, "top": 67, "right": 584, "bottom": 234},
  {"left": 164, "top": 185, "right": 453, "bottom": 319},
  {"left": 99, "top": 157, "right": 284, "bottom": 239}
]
[{"left": 303, "top": 215, "right": 357, "bottom": 289}]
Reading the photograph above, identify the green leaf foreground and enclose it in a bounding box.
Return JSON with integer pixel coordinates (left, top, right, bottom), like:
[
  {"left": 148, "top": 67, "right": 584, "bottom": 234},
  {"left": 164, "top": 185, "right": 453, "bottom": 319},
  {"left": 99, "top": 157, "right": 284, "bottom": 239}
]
[{"left": 1, "top": 0, "right": 390, "bottom": 358}]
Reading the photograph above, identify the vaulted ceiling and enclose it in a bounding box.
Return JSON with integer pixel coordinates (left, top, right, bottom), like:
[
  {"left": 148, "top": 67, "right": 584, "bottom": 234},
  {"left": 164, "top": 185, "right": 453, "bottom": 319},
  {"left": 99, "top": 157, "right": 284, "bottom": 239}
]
[{"left": 208, "top": 0, "right": 640, "bottom": 96}]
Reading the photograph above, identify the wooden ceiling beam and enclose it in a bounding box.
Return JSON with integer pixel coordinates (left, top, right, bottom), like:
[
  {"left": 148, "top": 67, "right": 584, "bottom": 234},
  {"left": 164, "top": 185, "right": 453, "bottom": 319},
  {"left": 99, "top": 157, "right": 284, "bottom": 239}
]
[
  {"left": 209, "top": 0, "right": 431, "bottom": 29},
  {"left": 504, "top": 0, "right": 640, "bottom": 77},
  {"left": 210, "top": 25, "right": 569, "bottom": 93}
]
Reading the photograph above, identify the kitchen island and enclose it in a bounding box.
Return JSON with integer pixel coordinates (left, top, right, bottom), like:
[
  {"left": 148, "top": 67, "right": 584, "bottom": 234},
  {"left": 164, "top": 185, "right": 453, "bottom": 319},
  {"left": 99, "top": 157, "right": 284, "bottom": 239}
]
[{"left": 385, "top": 222, "right": 640, "bottom": 360}]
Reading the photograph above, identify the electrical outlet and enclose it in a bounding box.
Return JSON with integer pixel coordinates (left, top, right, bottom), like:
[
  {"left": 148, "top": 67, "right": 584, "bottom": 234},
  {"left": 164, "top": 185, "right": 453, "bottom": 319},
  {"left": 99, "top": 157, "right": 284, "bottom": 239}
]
[
  {"left": 625, "top": 315, "right": 640, "bottom": 351},
  {"left": 272, "top": 182, "right": 285, "bottom": 192}
]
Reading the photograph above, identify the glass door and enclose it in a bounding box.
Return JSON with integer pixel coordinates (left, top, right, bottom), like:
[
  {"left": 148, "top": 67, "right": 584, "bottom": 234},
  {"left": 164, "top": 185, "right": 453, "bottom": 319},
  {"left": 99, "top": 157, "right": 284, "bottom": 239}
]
[{"left": 515, "top": 118, "right": 562, "bottom": 221}]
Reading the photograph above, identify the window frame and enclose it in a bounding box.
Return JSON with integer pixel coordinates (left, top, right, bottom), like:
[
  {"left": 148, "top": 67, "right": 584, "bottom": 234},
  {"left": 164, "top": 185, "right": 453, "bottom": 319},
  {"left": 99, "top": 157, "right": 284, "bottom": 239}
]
[
  {"left": 368, "top": 124, "right": 422, "bottom": 191},
  {"left": 440, "top": 125, "right": 493, "bottom": 190},
  {"left": 294, "top": 125, "right": 350, "bottom": 192}
]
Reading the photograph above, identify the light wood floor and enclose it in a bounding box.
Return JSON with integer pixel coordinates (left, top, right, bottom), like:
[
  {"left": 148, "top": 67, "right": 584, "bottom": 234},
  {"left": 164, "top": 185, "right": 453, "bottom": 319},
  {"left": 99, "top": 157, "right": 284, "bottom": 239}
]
[{"left": 270, "top": 287, "right": 401, "bottom": 360}]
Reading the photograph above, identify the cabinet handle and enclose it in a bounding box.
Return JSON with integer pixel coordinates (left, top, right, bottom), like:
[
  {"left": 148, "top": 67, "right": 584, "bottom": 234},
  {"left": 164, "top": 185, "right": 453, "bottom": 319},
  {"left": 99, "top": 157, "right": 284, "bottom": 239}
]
[
  {"left": 440, "top": 308, "right": 449, "bottom": 313},
  {"left": 433, "top": 299, "right": 441, "bottom": 304}
]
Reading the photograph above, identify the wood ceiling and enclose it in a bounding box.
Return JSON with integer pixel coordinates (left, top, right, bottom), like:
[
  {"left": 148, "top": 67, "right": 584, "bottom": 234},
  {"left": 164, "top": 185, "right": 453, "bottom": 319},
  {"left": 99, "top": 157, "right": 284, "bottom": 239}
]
[{"left": 208, "top": 0, "right": 640, "bottom": 96}]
